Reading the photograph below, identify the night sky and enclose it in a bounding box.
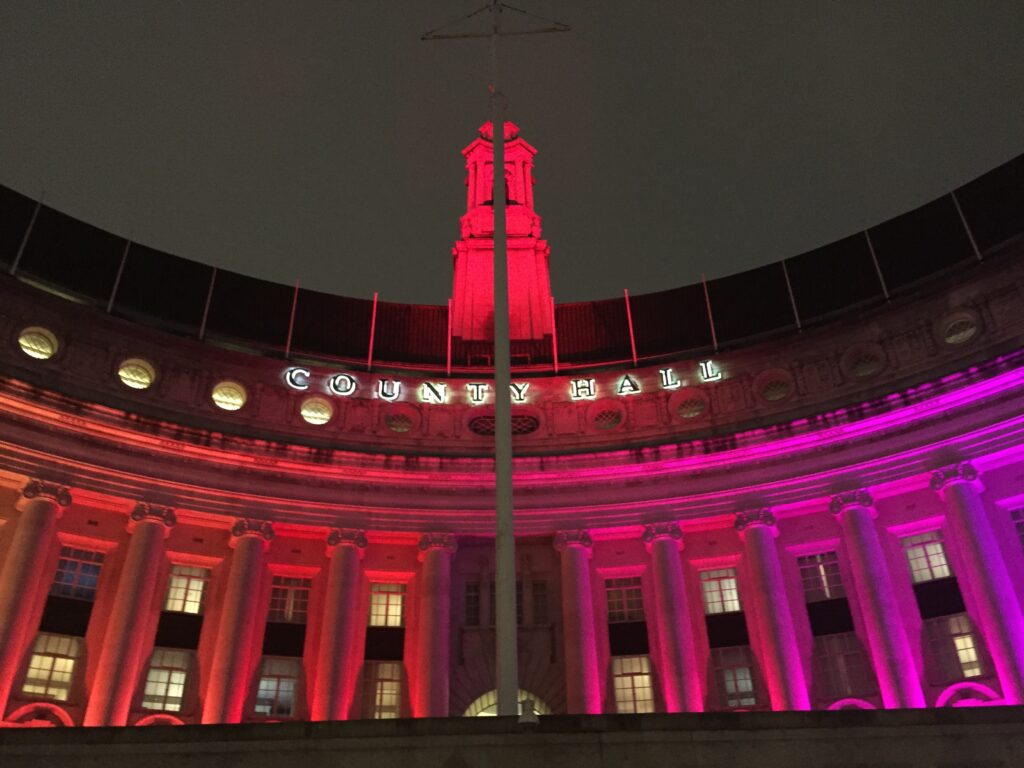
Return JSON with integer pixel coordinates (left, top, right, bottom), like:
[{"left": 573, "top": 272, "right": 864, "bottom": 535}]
[{"left": 2, "top": 1, "right": 1023, "bottom": 305}]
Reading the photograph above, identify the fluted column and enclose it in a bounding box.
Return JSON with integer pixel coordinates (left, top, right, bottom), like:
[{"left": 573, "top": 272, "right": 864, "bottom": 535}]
[
  {"left": 0, "top": 480, "right": 70, "bottom": 712},
  {"left": 735, "top": 509, "right": 810, "bottom": 711},
  {"left": 202, "top": 518, "right": 274, "bottom": 724},
  {"left": 932, "top": 463, "right": 1024, "bottom": 703},
  {"left": 311, "top": 528, "right": 367, "bottom": 721},
  {"left": 85, "top": 504, "right": 176, "bottom": 726},
  {"left": 643, "top": 522, "right": 702, "bottom": 712},
  {"left": 830, "top": 491, "right": 925, "bottom": 708},
  {"left": 554, "top": 530, "right": 601, "bottom": 713},
  {"left": 413, "top": 533, "right": 456, "bottom": 717}
]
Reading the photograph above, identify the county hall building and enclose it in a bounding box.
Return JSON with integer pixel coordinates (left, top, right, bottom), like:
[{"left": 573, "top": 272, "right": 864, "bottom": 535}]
[{"left": 0, "top": 123, "right": 1023, "bottom": 733}]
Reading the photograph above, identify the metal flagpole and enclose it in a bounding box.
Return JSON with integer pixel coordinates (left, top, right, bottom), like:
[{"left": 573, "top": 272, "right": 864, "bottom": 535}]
[{"left": 424, "top": 0, "right": 569, "bottom": 718}]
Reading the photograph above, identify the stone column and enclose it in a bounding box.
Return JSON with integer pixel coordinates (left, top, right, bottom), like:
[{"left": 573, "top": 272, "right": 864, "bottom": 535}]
[
  {"left": 735, "top": 509, "right": 810, "bottom": 711},
  {"left": 554, "top": 530, "right": 601, "bottom": 714},
  {"left": 931, "top": 463, "right": 1024, "bottom": 704},
  {"left": 412, "top": 533, "right": 456, "bottom": 718},
  {"left": 202, "top": 518, "right": 274, "bottom": 724},
  {"left": 830, "top": 491, "right": 925, "bottom": 708},
  {"left": 643, "top": 522, "right": 702, "bottom": 712},
  {"left": 84, "top": 504, "right": 176, "bottom": 726},
  {"left": 311, "top": 528, "right": 366, "bottom": 721},
  {"left": 0, "top": 480, "right": 70, "bottom": 712}
]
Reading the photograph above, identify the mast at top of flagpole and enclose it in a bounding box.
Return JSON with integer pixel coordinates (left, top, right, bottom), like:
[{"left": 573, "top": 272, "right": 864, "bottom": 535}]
[{"left": 423, "top": 0, "right": 569, "bottom": 720}]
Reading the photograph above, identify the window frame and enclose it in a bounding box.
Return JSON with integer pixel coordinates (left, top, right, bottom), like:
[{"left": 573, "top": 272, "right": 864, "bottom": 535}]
[
  {"left": 699, "top": 568, "right": 742, "bottom": 615},
  {"left": 20, "top": 633, "right": 81, "bottom": 702},
  {"left": 140, "top": 648, "right": 192, "bottom": 713},
  {"left": 796, "top": 551, "right": 845, "bottom": 603},
  {"left": 901, "top": 530, "right": 952, "bottom": 584},
  {"left": 50, "top": 546, "right": 105, "bottom": 602},
  {"left": 163, "top": 564, "right": 211, "bottom": 615},
  {"left": 364, "top": 661, "right": 404, "bottom": 719},
  {"left": 267, "top": 576, "right": 312, "bottom": 624},
  {"left": 369, "top": 583, "right": 407, "bottom": 628},
  {"left": 605, "top": 576, "right": 645, "bottom": 624},
  {"left": 611, "top": 654, "right": 655, "bottom": 713},
  {"left": 253, "top": 657, "right": 303, "bottom": 718}
]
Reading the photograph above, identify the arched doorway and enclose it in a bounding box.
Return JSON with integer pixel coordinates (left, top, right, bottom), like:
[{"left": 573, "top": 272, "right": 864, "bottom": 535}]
[{"left": 463, "top": 689, "right": 552, "bottom": 717}]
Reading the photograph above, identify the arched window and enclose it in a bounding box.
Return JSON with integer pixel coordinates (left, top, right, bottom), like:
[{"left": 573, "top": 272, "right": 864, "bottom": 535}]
[
  {"left": 935, "top": 681, "right": 1002, "bottom": 707},
  {"left": 4, "top": 703, "right": 74, "bottom": 727},
  {"left": 463, "top": 689, "right": 552, "bottom": 717}
]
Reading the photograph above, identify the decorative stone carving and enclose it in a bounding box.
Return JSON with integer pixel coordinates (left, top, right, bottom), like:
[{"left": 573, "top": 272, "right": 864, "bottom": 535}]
[
  {"left": 829, "top": 490, "right": 874, "bottom": 516},
  {"left": 553, "top": 529, "right": 592, "bottom": 551},
  {"left": 642, "top": 522, "right": 682, "bottom": 546},
  {"left": 734, "top": 508, "right": 777, "bottom": 532},
  {"left": 418, "top": 532, "right": 457, "bottom": 554},
  {"left": 930, "top": 461, "right": 980, "bottom": 491},
  {"left": 231, "top": 518, "right": 274, "bottom": 541},
  {"left": 129, "top": 502, "right": 177, "bottom": 528},
  {"left": 327, "top": 528, "right": 367, "bottom": 549},
  {"left": 21, "top": 479, "right": 72, "bottom": 507}
]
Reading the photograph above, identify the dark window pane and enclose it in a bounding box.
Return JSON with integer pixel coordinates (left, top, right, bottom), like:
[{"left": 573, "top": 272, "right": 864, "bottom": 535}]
[
  {"left": 373, "top": 301, "right": 447, "bottom": 364},
  {"left": 786, "top": 234, "right": 884, "bottom": 321},
  {"left": 290, "top": 289, "right": 373, "bottom": 360},
  {"left": 204, "top": 269, "right": 293, "bottom": 348},
  {"left": 707, "top": 262, "right": 795, "bottom": 344},
  {"left": 630, "top": 283, "right": 712, "bottom": 357},
  {"left": 555, "top": 297, "right": 631, "bottom": 363},
  {"left": 111, "top": 244, "right": 213, "bottom": 335}
]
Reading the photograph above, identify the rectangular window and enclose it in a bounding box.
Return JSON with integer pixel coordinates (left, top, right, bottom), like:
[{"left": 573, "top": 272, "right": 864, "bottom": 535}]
[
  {"left": 901, "top": 530, "right": 951, "bottom": 584},
  {"left": 464, "top": 581, "right": 480, "bottom": 627},
  {"left": 268, "top": 576, "right": 311, "bottom": 624},
  {"left": 797, "top": 551, "right": 845, "bottom": 603},
  {"left": 254, "top": 657, "right": 301, "bottom": 717},
  {"left": 365, "top": 661, "right": 403, "bottom": 719},
  {"left": 1011, "top": 509, "right": 1024, "bottom": 552},
  {"left": 700, "top": 568, "right": 741, "bottom": 615},
  {"left": 605, "top": 576, "right": 645, "bottom": 623},
  {"left": 925, "top": 613, "right": 986, "bottom": 682},
  {"left": 711, "top": 646, "right": 758, "bottom": 709},
  {"left": 369, "top": 583, "right": 406, "bottom": 628},
  {"left": 50, "top": 547, "right": 104, "bottom": 601},
  {"left": 532, "top": 580, "right": 549, "bottom": 625},
  {"left": 611, "top": 655, "right": 654, "bottom": 713},
  {"left": 163, "top": 564, "right": 210, "bottom": 614},
  {"left": 811, "top": 632, "right": 877, "bottom": 701},
  {"left": 141, "top": 649, "right": 191, "bottom": 712},
  {"left": 21, "top": 633, "right": 80, "bottom": 701}
]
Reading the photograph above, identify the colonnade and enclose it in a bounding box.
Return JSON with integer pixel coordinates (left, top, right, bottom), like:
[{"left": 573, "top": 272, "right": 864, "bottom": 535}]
[{"left": 1, "top": 461, "right": 1024, "bottom": 723}]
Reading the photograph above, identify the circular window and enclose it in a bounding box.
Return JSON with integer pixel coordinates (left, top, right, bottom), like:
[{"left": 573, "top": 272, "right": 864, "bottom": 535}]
[
  {"left": 840, "top": 343, "right": 886, "bottom": 380},
  {"left": 211, "top": 380, "right": 247, "bottom": 411},
  {"left": 17, "top": 326, "right": 59, "bottom": 360},
  {"left": 761, "top": 379, "right": 792, "bottom": 402},
  {"left": 300, "top": 396, "right": 333, "bottom": 425},
  {"left": 943, "top": 316, "right": 978, "bottom": 345},
  {"left": 117, "top": 358, "right": 156, "bottom": 390},
  {"left": 669, "top": 388, "right": 709, "bottom": 420},
  {"left": 677, "top": 397, "right": 706, "bottom": 418},
  {"left": 754, "top": 369, "right": 795, "bottom": 404},
  {"left": 468, "top": 414, "right": 540, "bottom": 436},
  {"left": 385, "top": 413, "right": 414, "bottom": 433},
  {"left": 593, "top": 409, "right": 623, "bottom": 430}
]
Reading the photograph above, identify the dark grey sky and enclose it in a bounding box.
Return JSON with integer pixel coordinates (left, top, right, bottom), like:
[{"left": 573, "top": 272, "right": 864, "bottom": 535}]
[{"left": 2, "top": 1, "right": 1023, "bottom": 304}]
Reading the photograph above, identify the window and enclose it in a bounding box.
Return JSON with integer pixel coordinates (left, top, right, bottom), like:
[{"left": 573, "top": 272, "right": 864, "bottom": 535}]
[
  {"left": 268, "top": 576, "right": 311, "bottom": 623},
  {"left": 464, "top": 581, "right": 480, "bottom": 626},
  {"left": 21, "top": 634, "right": 80, "bottom": 701},
  {"left": 163, "top": 564, "right": 210, "bottom": 614},
  {"left": 142, "top": 649, "right": 190, "bottom": 712},
  {"left": 532, "top": 580, "right": 549, "bottom": 625},
  {"left": 50, "top": 546, "right": 104, "bottom": 601},
  {"left": 369, "top": 583, "right": 406, "bottom": 627},
  {"left": 255, "top": 658, "right": 301, "bottom": 717},
  {"left": 711, "top": 646, "right": 758, "bottom": 709},
  {"left": 1011, "top": 509, "right": 1024, "bottom": 552},
  {"left": 611, "top": 655, "right": 654, "bottom": 713},
  {"left": 365, "top": 661, "right": 403, "bottom": 719},
  {"left": 700, "top": 568, "right": 741, "bottom": 615},
  {"left": 605, "top": 577, "right": 644, "bottom": 623},
  {"left": 902, "top": 531, "right": 951, "bottom": 584},
  {"left": 797, "top": 551, "right": 845, "bottom": 603},
  {"left": 925, "top": 613, "right": 987, "bottom": 682},
  {"left": 811, "top": 632, "right": 877, "bottom": 701}
]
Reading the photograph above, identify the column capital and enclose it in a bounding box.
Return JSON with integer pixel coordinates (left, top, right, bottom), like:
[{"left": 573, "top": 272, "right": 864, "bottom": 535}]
[
  {"left": 829, "top": 490, "right": 874, "bottom": 517},
  {"left": 230, "top": 518, "right": 274, "bottom": 548},
  {"left": 734, "top": 508, "right": 777, "bottom": 535},
  {"left": 554, "top": 529, "right": 593, "bottom": 552},
  {"left": 930, "top": 461, "right": 983, "bottom": 493},
  {"left": 19, "top": 479, "right": 72, "bottom": 508},
  {"left": 128, "top": 503, "right": 177, "bottom": 535},
  {"left": 642, "top": 522, "right": 683, "bottom": 551},
  {"left": 327, "top": 528, "right": 367, "bottom": 552},
  {"left": 418, "top": 532, "right": 457, "bottom": 556}
]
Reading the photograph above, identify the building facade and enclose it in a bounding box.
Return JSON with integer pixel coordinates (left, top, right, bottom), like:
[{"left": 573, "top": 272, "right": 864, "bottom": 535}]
[{"left": 0, "top": 127, "right": 1023, "bottom": 727}]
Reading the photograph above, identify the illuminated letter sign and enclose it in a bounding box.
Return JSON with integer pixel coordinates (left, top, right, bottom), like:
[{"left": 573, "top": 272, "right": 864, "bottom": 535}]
[
  {"left": 466, "top": 382, "right": 489, "bottom": 405},
  {"left": 284, "top": 367, "right": 311, "bottom": 391},
  {"left": 377, "top": 379, "right": 401, "bottom": 402},
  {"left": 420, "top": 381, "right": 448, "bottom": 405},
  {"left": 698, "top": 360, "right": 722, "bottom": 383},
  {"left": 509, "top": 382, "right": 530, "bottom": 403},
  {"left": 617, "top": 375, "right": 641, "bottom": 396},
  {"left": 659, "top": 368, "right": 681, "bottom": 390},
  {"left": 569, "top": 379, "right": 596, "bottom": 400},
  {"left": 327, "top": 373, "right": 357, "bottom": 397}
]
